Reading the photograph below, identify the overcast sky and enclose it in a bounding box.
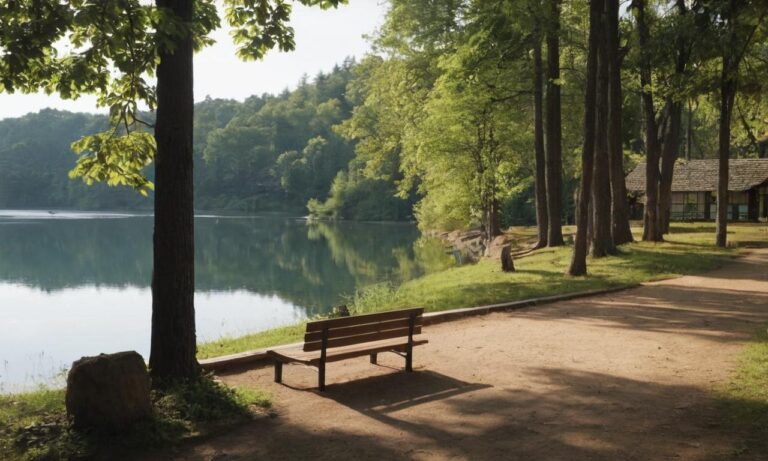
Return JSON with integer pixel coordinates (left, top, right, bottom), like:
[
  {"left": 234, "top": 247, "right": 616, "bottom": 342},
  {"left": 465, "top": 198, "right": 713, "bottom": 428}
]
[{"left": 0, "top": 1, "right": 387, "bottom": 120}]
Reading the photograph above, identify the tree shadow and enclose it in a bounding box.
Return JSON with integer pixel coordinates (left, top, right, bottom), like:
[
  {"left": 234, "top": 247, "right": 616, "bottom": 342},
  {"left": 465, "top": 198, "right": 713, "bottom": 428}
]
[
  {"left": 520, "top": 284, "right": 768, "bottom": 344},
  {"left": 271, "top": 366, "right": 767, "bottom": 460},
  {"left": 134, "top": 418, "right": 411, "bottom": 461}
]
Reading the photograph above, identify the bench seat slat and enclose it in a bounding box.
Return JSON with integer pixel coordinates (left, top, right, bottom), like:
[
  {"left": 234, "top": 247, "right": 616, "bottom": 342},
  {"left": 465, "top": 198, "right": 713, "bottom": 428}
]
[
  {"left": 305, "top": 307, "right": 424, "bottom": 332},
  {"left": 304, "top": 317, "right": 422, "bottom": 343},
  {"left": 303, "top": 325, "right": 422, "bottom": 351},
  {"left": 269, "top": 337, "right": 428, "bottom": 366}
]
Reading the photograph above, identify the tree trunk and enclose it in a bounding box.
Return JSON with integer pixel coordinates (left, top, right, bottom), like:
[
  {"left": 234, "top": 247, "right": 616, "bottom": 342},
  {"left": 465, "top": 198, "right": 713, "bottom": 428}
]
[
  {"left": 592, "top": 5, "right": 616, "bottom": 258},
  {"left": 533, "top": 37, "right": 548, "bottom": 248},
  {"left": 149, "top": 0, "right": 199, "bottom": 380},
  {"left": 659, "top": 102, "right": 681, "bottom": 234},
  {"left": 569, "top": 0, "right": 602, "bottom": 276},
  {"left": 606, "top": 0, "right": 633, "bottom": 245},
  {"left": 686, "top": 99, "right": 693, "bottom": 160},
  {"left": 545, "top": 0, "right": 565, "bottom": 246},
  {"left": 659, "top": 0, "right": 689, "bottom": 235},
  {"left": 716, "top": 69, "right": 735, "bottom": 248},
  {"left": 635, "top": 0, "right": 663, "bottom": 242},
  {"left": 488, "top": 198, "right": 502, "bottom": 239}
]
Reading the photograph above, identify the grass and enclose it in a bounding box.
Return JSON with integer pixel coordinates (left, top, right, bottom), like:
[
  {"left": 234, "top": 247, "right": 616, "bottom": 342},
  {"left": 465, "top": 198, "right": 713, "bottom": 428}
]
[
  {"left": 717, "top": 326, "right": 768, "bottom": 457},
  {"left": 0, "top": 375, "right": 271, "bottom": 461},
  {"left": 198, "top": 322, "right": 308, "bottom": 359},
  {"left": 198, "top": 222, "right": 768, "bottom": 358}
]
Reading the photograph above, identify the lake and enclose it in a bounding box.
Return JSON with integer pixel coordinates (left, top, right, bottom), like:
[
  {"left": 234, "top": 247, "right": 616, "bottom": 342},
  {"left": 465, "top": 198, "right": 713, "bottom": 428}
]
[{"left": 0, "top": 211, "right": 446, "bottom": 392}]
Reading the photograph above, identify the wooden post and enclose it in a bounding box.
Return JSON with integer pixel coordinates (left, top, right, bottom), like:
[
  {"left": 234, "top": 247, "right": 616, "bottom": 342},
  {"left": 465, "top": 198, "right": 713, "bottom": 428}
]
[
  {"left": 500, "top": 245, "right": 515, "bottom": 272},
  {"left": 274, "top": 361, "right": 283, "bottom": 383},
  {"left": 406, "top": 313, "right": 415, "bottom": 372},
  {"left": 319, "top": 326, "right": 328, "bottom": 391},
  {"left": 370, "top": 353, "right": 378, "bottom": 365}
]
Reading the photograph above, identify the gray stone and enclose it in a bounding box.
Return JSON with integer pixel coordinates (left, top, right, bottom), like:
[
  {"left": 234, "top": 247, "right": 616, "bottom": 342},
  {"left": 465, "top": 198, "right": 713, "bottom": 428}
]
[{"left": 66, "top": 351, "right": 152, "bottom": 432}]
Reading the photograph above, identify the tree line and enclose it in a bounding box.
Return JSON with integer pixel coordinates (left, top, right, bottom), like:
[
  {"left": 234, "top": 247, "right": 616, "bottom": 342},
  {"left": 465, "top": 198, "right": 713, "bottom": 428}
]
[{"left": 0, "top": 61, "right": 413, "bottom": 218}]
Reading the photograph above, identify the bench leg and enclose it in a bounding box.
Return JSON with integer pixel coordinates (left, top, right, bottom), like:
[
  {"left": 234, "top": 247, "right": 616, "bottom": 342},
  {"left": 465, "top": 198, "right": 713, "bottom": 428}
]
[
  {"left": 370, "top": 353, "right": 378, "bottom": 365},
  {"left": 318, "top": 361, "right": 326, "bottom": 391},
  {"left": 405, "top": 347, "right": 413, "bottom": 372},
  {"left": 274, "top": 361, "right": 283, "bottom": 383}
]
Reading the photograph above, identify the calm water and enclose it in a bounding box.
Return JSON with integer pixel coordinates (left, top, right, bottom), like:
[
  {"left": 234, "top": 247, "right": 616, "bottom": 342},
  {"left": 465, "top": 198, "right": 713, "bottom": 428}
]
[{"left": 0, "top": 211, "right": 440, "bottom": 391}]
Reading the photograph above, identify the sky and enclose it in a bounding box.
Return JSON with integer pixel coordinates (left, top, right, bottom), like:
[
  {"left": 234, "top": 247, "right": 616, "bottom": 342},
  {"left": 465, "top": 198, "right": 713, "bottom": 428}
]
[{"left": 0, "top": 1, "right": 387, "bottom": 120}]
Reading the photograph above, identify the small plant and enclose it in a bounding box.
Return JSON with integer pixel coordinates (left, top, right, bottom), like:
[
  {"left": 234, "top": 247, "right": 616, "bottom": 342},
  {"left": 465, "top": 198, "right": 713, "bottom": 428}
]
[{"left": 346, "top": 282, "right": 400, "bottom": 314}]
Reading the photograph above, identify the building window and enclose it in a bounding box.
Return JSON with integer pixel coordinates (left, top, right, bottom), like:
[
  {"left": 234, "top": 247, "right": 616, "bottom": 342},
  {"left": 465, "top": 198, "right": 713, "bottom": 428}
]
[{"left": 671, "top": 191, "right": 706, "bottom": 220}]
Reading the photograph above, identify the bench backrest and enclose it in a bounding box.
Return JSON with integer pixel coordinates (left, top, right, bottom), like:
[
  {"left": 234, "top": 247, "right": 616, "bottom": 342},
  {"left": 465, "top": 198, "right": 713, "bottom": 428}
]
[{"left": 303, "top": 307, "right": 424, "bottom": 352}]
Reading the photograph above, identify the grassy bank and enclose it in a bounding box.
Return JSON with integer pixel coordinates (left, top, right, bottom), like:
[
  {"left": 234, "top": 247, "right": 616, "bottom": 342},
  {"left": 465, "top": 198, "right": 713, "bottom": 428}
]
[
  {"left": 718, "top": 325, "right": 768, "bottom": 457},
  {"left": 0, "top": 376, "right": 270, "bottom": 461},
  {"left": 198, "top": 222, "right": 767, "bottom": 359}
]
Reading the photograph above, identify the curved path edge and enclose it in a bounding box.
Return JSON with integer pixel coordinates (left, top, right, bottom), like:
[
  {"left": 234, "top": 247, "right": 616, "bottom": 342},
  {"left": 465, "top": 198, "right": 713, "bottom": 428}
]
[{"left": 200, "top": 284, "right": 639, "bottom": 372}]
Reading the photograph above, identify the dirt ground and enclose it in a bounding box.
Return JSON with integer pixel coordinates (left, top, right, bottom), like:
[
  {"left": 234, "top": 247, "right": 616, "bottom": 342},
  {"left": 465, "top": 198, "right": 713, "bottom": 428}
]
[{"left": 150, "top": 249, "right": 768, "bottom": 461}]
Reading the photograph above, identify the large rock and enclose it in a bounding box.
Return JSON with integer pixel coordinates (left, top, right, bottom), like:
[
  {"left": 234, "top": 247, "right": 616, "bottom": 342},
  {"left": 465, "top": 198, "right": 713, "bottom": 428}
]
[
  {"left": 486, "top": 234, "right": 514, "bottom": 258},
  {"left": 66, "top": 351, "right": 152, "bottom": 432}
]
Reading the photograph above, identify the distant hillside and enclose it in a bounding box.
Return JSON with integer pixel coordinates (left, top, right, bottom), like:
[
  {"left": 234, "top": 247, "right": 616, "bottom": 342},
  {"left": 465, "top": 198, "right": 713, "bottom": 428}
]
[{"left": 0, "top": 60, "right": 361, "bottom": 213}]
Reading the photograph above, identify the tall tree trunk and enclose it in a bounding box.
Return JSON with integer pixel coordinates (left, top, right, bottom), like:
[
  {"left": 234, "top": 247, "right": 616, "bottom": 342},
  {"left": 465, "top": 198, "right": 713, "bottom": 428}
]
[
  {"left": 659, "top": 0, "right": 689, "bottom": 235},
  {"left": 716, "top": 68, "right": 735, "bottom": 248},
  {"left": 592, "top": 4, "right": 616, "bottom": 257},
  {"left": 533, "top": 36, "right": 548, "bottom": 248},
  {"left": 569, "top": 0, "right": 602, "bottom": 276},
  {"left": 686, "top": 99, "right": 693, "bottom": 160},
  {"left": 488, "top": 198, "right": 502, "bottom": 239},
  {"left": 635, "top": 0, "right": 663, "bottom": 242},
  {"left": 659, "top": 102, "right": 681, "bottom": 234},
  {"left": 149, "top": 0, "right": 199, "bottom": 380},
  {"left": 545, "top": 0, "right": 565, "bottom": 246},
  {"left": 606, "top": 0, "right": 633, "bottom": 245}
]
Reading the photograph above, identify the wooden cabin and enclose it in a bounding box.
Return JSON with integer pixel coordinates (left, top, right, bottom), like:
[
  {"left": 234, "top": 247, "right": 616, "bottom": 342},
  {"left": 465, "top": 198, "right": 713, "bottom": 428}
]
[{"left": 625, "top": 158, "right": 768, "bottom": 221}]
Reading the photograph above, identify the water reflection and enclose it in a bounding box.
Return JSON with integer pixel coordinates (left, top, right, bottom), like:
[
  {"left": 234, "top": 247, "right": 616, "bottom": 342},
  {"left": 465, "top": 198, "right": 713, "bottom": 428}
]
[{"left": 0, "top": 212, "right": 450, "bottom": 390}]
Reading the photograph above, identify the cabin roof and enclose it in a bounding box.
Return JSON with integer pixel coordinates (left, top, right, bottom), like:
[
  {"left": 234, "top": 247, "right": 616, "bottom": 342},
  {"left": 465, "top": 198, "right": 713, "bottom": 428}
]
[{"left": 625, "top": 158, "right": 768, "bottom": 192}]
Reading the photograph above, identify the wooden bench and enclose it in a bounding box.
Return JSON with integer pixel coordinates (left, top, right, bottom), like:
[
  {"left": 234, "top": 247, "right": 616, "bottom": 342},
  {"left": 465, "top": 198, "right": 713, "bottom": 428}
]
[{"left": 267, "top": 307, "right": 427, "bottom": 391}]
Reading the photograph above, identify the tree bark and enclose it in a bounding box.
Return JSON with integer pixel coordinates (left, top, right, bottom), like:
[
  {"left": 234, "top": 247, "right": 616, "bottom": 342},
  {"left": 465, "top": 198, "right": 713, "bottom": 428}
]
[
  {"left": 635, "top": 0, "right": 663, "bottom": 242},
  {"left": 659, "top": 0, "right": 689, "bottom": 235},
  {"left": 149, "top": 0, "right": 200, "bottom": 380},
  {"left": 606, "top": 0, "right": 633, "bottom": 245},
  {"left": 533, "top": 36, "right": 548, "bottom": 248},
  {"left": 716, "top": 68, "right": 735, "bottom": 248},
  {"left": 488, "top": 198, "right": 502, "bottom": 239},
  {"left": 686, "top": 99, "right": 693, "bottom": 161},
  {"left": 545, "top": 0, "right": 564, "bottom": 246},
  {"left": 659, "top": 102, "right": 681, "bottom": 234},
  {"left": 592, "top": 4, "right": 616, "bottom": 258},
  {"left": 569, "top": 0, "right": 602, "bottom": 276}
]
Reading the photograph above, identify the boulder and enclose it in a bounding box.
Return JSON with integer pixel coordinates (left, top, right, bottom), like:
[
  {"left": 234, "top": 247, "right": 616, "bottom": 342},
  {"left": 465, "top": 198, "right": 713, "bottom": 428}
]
[
  {"left": 66, "top": 351, "right": 152, "bottom": 432},
  {"left": 486, "top": 234, "right": 513, "bottom": 258}
]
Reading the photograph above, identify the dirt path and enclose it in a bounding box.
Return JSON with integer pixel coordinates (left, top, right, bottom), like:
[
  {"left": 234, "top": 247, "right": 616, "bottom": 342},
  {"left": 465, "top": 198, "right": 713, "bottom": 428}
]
[{"left": 154, "top": 249, "right": 768, "bottom": 461}]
